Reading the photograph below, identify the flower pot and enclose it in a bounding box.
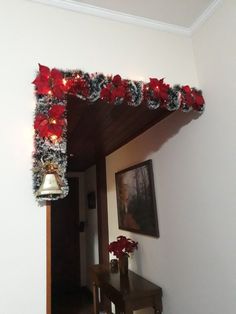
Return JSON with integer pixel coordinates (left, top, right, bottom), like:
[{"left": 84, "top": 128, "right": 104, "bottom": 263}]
[
  {"left": 120, "top": 274, "right": 130, "bottom": 293},
  {"left": 119, "top": 254, "right": 128, "bottom": 276}
]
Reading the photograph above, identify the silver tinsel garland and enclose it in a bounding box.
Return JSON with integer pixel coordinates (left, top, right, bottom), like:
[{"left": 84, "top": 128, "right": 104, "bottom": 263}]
[
  {"left": 33, "top": 66, "right": 205, "bottom": 201},
  {"left": 33, "top": 95, "right": 68, "bottom": 201}
]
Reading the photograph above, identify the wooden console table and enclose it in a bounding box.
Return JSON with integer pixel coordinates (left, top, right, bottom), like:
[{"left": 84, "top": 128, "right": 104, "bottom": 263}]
[{"left": 90, "top": 264, "right": 162, "bottom": 314}]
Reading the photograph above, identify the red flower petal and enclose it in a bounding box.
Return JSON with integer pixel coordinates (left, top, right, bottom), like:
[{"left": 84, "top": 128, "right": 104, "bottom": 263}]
[
  {"left": 49, "top": 105, "right": 65, "bottom": 119},
  {"left": 110, "top": 92, "right": 116, "bottom": 103},
  {"left": 38, "top": 122, "right": 50, "bottom": 138},
  {"left": 48, "top": 124, "right": 63, "bottom": 138},
  {"left": 52, "top": 85, "right": 65, "bottom": 99},
  {"left": 194, "top": 92, "right": 205, "bottom": 106},
  {"left": 112, "top": 75, "right": 122, "bottom": 86},
  {"left": 149, "top": 78, "right": 158, "bottom": 89},
  {"left": 51, "top": 68, "right": 63, "bottom": 80},
  {"left": 160, "top": 90, "right": 169, "bottom": 101},
  {"left": 182, "top": 85, "right": 192, "bottom": 94},
  {"left": 38, "top": 64, "right": 50, "bottom": 78},
  {"left": 100, "top": 88, "right": 110, "bottom": 100},
  {"left": 34, "top": 114, "right": 47, "bottom": 130},
  {"left": 112, "top": 86, "right": 126, "bottom": 98},
  {"left": 56, "top": 118, "right": 65, "bottom": 126},
  {"left": 37, "top": 81, "right": 51, "bottom": 94}
]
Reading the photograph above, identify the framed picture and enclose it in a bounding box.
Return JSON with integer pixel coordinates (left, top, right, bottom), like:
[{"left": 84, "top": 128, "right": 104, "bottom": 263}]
[
  {"left": 87, "top": 191, "right": 96, "bottom": 209},
  {"left": 115, "top": 160, "right": 159, "bottom": 237}
]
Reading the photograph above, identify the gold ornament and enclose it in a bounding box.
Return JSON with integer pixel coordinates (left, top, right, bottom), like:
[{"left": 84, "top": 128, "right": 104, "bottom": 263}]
[{"left": 34, "top": 160, "right": 63, "bottom": 197}]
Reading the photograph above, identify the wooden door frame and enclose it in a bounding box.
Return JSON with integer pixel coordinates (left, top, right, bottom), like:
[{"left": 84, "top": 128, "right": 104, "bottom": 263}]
[{"left": 46, "top": 157, "right": 109, "bottom": 314}]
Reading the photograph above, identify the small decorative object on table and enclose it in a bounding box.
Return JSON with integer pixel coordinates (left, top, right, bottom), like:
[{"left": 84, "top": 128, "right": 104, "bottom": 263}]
[
  {"left": 108, "top": 236, "right": 138, "bottom": 276},
  {"left": 110, "top": 258, "right": 118, "bottom": 273}
]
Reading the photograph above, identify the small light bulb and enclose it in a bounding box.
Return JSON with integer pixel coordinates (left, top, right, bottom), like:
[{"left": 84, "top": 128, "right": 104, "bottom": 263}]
[
  {"left": 63, "top": 78, "right": 67, "bottom": 85},
  {"left": 50, "top": 119, "right": 57, "bottom": 124},
  {"left": 50, "top": 135, "right": 58, "bottom": 142}
]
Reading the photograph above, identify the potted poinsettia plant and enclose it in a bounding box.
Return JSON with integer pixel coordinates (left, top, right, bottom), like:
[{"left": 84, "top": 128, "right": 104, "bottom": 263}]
[{"left": 108, "top": 236, "right": 138, "bottom": 275}]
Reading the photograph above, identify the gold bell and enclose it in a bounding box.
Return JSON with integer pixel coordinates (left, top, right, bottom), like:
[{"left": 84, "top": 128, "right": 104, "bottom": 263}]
[{"left": 36, "top": 173, "right": 62, "bottom": 196}]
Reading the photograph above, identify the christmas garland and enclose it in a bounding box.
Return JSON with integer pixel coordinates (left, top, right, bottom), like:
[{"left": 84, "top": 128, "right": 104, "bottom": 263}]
[{"left": 32, "top": 64, "right": 205, "bottom": 201}]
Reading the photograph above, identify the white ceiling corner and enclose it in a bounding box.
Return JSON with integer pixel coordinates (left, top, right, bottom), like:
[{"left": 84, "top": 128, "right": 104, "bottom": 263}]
[
  {"left": 30, "top": 0, "right": 222, "bottom": 35},
  {"left": 190, "top": 0, "right": 223, "bottom": 33}
]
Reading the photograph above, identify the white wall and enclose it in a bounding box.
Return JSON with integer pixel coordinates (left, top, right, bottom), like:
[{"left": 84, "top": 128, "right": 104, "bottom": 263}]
[
  {"left": 106, "top": 1, "right": 236, "bottom": 314},
  {"left": 191, "top": 0, "right": 236, "bottom": 313}
]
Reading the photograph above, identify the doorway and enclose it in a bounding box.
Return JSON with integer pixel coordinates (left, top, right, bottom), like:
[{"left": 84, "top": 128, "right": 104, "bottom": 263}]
[
  {"left": 46, "top": 95, "right": 174, "bottom": 314},
  {"left": 51, "top": 177, "right": 93, "bottom": 314}
]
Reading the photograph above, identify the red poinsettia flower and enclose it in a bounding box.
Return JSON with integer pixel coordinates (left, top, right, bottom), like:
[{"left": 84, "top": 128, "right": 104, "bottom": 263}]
[
  {"left": 192, "top": 90, "right": 205, "bottom": 110},
  {"left": 181, "top": 85, "right": 194, "bottom": 107},
  {"left": 34, "top": 105, "right": 66, "bottom": 140},
  {"left": 144, "top": 78, "right": 170, "bottom": 105},
  {"left": 66, "top": 76, "right": 90, "bottom": 98},
  {"left": 100, "top": 75, "right": 127, "bottom": 104},
  {"left": 108, "top": 235, "right": 138, "bottom": 258},
  {"left": 112, "top": 74, "right": 122, "bottom": 86},
  {"left": 32, "top": 64, "right": 66, "bottom": 99},
  {"left": 110, "top": 85, "right": 126, "bottom": 102},
  {"left": 149, "top": 78, "right": 170, "bottom": 101},
  {"left": 100, "top": 84, "right": 111, "bottom": 100}
]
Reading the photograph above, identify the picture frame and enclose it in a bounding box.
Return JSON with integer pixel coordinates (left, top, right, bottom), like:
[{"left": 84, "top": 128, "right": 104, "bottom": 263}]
[
  {"left": 87, "top": 191, "right": 96, "bottom": 209},
  {"left": 115, "top": 160, "right": 159, "bottom": 237}
]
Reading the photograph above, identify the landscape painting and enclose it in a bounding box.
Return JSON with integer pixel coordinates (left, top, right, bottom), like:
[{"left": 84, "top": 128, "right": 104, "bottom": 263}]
[{"left": 115, "top": 160, "right": 159, "bottom": 237}]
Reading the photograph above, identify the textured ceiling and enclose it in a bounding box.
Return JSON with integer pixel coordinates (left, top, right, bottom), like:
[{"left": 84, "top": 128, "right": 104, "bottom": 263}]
[{"left": 73, "top": 0, "right": 215, "bottom": 27}]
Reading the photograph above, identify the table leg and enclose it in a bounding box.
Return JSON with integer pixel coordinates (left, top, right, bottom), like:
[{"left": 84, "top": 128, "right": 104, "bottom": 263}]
[{"left": 92, "top": 282, "right": 99, "bottom": 314}]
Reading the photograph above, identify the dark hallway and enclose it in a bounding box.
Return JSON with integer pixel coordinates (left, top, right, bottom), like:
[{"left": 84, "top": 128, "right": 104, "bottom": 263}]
[
  {"left": 52, "top": 288, "right": 93, "bottom": 314},
  {"left": 51, "top": 177, "right": 94, "bottom": 314}
]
